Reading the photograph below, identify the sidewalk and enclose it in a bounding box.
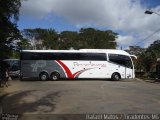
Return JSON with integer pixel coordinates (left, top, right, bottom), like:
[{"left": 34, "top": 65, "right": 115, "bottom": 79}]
[
  {"left": 0, "top": 87, "right": 5, "bottom": 114},
  {"left": 135, "top": 78, "right": 160, "bottom": 84}
]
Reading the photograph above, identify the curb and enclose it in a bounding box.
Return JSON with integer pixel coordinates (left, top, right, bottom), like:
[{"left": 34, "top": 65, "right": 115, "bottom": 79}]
[
  {"left": 135, "top": 78, "right": 144, "bottom": 82},
  {"left": 135, "top": 78, "right": 160, "bottom": 84}
]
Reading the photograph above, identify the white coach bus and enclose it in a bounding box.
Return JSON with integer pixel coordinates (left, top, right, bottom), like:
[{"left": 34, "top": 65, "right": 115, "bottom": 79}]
[{"left": 20, "top": 49, "right": 135, "bottom": 81}]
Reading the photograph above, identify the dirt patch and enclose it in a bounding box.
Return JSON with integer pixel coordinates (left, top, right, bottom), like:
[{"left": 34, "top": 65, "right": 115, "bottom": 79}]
[{"left": 2, "top": 90, "right": 61, "bottom": 114}]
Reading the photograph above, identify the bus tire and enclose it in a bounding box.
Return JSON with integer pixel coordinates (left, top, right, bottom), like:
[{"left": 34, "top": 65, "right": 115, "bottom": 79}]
[
  {"left": 20, "top": 76, "right": 23, "bottom": 81},
  {"left": 50, "top": 72, "right": 60, "bottom": 81},
  {"left": 111, "top": 73, "right": 121, "bottom": 81},
  {"left": 39, "top": 72, "right": 49, "bottom": 81}
]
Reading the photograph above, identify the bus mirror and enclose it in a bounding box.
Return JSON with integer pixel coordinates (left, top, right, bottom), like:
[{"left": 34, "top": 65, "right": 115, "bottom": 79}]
[{"left": 130, "top": 55, "right": 137, "bottom": 59}]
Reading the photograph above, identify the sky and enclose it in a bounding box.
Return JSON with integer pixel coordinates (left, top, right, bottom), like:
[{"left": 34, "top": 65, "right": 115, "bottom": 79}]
[{"left": 18, "top": 0, "right": 160, "bottom": 49}]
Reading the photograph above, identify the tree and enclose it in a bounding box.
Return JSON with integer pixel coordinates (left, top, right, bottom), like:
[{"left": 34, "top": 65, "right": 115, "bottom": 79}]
[
  {"left": 42, "top": 29, "right": 58, "bottom": 49},
  {"left": 22, "top": 28, "right": 44, "bottom": 49},
  {"left": 23, "top": 28, "right": 58, "bottom": 49},
  {"left": 22, "top": 28, "right": 118, "bottom": 50},
  {"left": 138, "top": 51, "right": 156, "bottom": 73},
  {"left": 135, "top": 40, "right": 160, "bottom": 75},
  {"left": 0, "top": 0, "right": 21, "bottom": 59},
  {"left": 60, "top": 31, "right": 79, "bottom": 49},
  {"left": 17, "top": 38, "right": 31, "bottom": 50},
  {"left": 147, "top": 40, "right": 160, "bottom": 58},
  {"left": 79, "top": 28, "right": 118, "bottom": 49}
]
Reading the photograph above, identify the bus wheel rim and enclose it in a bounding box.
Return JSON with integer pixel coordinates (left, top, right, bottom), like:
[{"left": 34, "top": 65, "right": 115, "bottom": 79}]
[
  {"left": 42, "top": 75, "right": 47, "bottom": 80},
  {"left": 52, "top": 75, "right": 58, "bottom": 80},
  {"left": 115, "top": 75, "right": 119, "bottom": 80}
]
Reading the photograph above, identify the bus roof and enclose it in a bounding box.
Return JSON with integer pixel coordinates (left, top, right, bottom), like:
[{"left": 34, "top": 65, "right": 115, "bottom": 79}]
[
  {"left": 80, "top": 49, "right": 130, "bottom": 55},
  {"left": 22, "top": 49, "right": 130, "bottom": 56},
  {"left": 3, "top": 59, "right": 19, "bottom": 61}
]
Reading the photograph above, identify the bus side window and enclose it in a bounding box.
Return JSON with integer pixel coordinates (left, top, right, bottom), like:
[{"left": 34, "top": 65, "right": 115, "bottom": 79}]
[{"left": 21, "top": 52, "right": 35, "bottom": 60}]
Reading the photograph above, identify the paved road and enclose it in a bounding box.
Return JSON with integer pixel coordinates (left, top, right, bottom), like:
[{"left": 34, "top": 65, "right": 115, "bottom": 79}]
[{"left": 0, "top": 79, "right": 160, "bottom": 116}]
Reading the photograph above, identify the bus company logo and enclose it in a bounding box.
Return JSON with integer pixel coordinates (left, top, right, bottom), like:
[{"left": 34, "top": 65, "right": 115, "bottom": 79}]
[
  {"left": 73, "top": 62, "right": 106, "bottom": 68},
  {"left": 31, "top": 61, "right": 46, "bottom": 72}
]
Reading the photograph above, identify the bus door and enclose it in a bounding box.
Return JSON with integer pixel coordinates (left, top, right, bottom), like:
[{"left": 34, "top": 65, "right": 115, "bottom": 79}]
[
  {"left": 124, "top": 56, "right": 133, "bottom": 79},
  {"left": 125, "top": 67, "right": 133, "bottom": 78}
]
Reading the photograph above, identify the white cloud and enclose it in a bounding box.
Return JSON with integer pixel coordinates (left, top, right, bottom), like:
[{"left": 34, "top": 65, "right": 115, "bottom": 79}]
[
  {"left": 116, "top": 35, "right": 134, "bottom": 45},
  {"left": 143, "top": 32, "right": 160, "bottom": 48},
  {"left": 20, "top": 0, "right": 160, "bottom": 48}
]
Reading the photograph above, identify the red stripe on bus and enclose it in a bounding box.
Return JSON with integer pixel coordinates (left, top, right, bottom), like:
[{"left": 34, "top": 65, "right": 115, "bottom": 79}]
[
  {"left": 56, "top": 60, "right": 94, "bottom": 78},
  {"left": 73, "top": 68, "right": 94, "bottom": 78},
  {"left": 73, "top": 70, "right": 84, "bottom": 78},
  {"left": 56, "top": 60, "right": 74, "bottom": 78}
]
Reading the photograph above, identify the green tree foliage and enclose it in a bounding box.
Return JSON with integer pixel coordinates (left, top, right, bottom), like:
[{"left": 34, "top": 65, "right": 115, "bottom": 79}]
[
  {"left": 138, "top": 51, "right": 156, "bottom": 72},
  {"left": 147, "top": 40, "right": 160, "bottom": 58},
  {"left": 79, "top": 28, "right": 118, "bottom": 49},
  {"left": 17, "top": 38, "right": 31, "bottom": 50},
  {"left": 42, "top": 29, "right": 58, "bottom": 49},
  {"left": 22, "top": 28, "right": 118, "bottom": 50},
  {"left": 60, "top": 31, "right": 79, "bottom": 49},
  {"left": 23, "top": 28, "right": 58, "bottom": 49},
  {"left": 136, "top": 40, "right": 160, "bottom": 73},
  {"left": 0, "top": 0, "right": 21, "bottom": 59}
]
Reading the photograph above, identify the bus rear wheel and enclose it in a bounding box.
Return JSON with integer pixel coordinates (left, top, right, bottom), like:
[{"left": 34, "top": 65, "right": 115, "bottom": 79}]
[
  {"left": 111, "top": 73, "right": 120, "bottom": 81},
  {"left": 51, "top": 72, "right": 60, "bottom": 81},
  {"left": 39, "top": 72, "right": 49, "bottom": 81}
]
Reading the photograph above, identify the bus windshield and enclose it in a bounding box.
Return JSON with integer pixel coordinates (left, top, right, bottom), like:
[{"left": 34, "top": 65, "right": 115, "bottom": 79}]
[
  {"left": 4, "top": 59, "right": 20, "bottom": 71},
  {"left": 108, "top": 54, "right": 133, "bottom": 69}
]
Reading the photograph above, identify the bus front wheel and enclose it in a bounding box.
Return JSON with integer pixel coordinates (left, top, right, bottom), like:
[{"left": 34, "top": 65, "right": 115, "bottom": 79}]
[
  {"left": 111, "top": 73, "right": 121, "bottom": 81},
  {"left": 51, "top": 72, "right": 60, "bottom": 81},
  {"left": 39, "top": 72, "right": 49, "bottom": 81}
]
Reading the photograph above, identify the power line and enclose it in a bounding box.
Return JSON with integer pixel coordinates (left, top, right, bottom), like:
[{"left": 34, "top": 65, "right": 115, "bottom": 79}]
[{"left": 135, "top": 27, "right": 160, "bottom": 46}]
